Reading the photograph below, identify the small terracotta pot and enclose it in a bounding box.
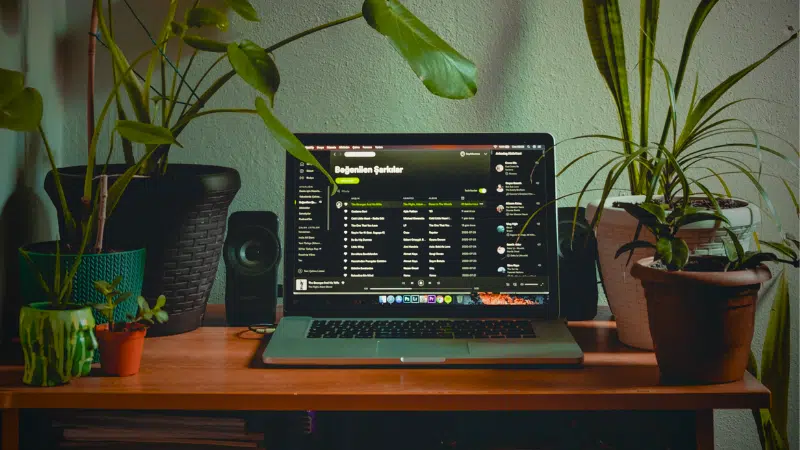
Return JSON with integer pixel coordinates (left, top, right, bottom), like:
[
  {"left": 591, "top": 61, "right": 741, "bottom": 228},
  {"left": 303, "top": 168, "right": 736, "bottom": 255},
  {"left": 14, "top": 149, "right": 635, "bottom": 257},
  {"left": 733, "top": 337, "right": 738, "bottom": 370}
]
[
  {"left": 631, "top": 257, "right": 771, "bottom": 384},
  {"left": 94, "top": 323, "right": 147, "bottom": 376}
]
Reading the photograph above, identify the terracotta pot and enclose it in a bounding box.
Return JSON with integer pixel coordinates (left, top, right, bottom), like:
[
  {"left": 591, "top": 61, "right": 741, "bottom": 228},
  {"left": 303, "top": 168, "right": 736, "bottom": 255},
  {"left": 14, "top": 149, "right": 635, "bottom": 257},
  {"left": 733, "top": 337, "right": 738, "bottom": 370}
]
[
  {"left": 95, "top": 323, "right": 147, "bottom": 376},
  {"left": 586, "top": 195, "right": 761, "bottom": 350},
  {"left": 631, "top": 257, "right": 771, "bottom": 384}
]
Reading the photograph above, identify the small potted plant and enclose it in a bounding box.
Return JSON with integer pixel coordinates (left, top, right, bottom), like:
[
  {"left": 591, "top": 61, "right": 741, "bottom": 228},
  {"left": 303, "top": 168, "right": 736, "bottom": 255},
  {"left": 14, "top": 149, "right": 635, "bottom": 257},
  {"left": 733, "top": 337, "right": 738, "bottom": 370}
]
[
  {"left": 92, "top": 277, "right": 169, "bottom": 377},
  {"left": 616, "top": 201, "right": 799, "bottom": 384},
  {"left": 17, "top": 246, "right": 98, "bottom": 386}
]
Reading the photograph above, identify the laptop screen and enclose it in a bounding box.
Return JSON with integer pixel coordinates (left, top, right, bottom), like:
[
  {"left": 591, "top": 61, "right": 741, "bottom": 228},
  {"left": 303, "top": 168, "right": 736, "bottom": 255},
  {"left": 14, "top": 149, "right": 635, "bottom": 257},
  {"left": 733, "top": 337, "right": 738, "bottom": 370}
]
[{"left": 284, "top": 134, "right": 558, "bottom": 318}]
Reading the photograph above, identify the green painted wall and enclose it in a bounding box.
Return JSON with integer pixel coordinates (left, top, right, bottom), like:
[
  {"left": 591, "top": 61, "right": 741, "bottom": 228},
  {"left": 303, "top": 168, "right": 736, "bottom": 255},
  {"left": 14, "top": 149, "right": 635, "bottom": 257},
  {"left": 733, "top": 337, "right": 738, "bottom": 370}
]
[
  {"left": 3, "top": 1, "right": 799, "bottom": 448},
  {"left": 1, "top": 0, "right": 65, "bottom": 339}
]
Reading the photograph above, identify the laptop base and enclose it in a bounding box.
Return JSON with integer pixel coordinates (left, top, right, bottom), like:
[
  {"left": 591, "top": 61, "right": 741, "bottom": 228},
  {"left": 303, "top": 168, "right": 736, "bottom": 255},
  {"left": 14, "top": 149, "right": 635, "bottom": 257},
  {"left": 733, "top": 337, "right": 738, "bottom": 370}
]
[{"left": 263, "top": 317, "right": 584, "bottom": 366}]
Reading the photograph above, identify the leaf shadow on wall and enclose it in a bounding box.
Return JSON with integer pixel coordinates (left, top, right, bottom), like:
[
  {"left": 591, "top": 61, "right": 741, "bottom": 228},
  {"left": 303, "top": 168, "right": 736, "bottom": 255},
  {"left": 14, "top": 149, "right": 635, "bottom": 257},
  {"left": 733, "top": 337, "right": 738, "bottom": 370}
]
[
  {"left": 476, "top": 0, "right": 523, "bottom": 131},
  {"left": 54, "top": 0, "right": 228, "bottom": 109},
  {"left": 0, "top": 0, "right": 21, "bottom": 36},
  {"left": 0, "top": 138, "right": 51, "bottom": 342}
]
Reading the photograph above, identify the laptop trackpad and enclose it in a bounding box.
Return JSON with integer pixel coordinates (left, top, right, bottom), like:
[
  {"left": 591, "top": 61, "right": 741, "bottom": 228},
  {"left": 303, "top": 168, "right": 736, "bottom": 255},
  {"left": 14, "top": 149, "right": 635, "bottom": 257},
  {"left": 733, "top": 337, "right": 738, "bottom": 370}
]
[{"left": 376, "top": 341, "right": 469, "bottom": 358}]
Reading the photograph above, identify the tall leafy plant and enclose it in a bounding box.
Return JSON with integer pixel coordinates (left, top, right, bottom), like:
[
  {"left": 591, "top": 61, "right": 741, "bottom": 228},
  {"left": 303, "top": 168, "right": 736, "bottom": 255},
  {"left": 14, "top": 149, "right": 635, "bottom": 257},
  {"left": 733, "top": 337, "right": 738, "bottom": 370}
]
[
  {"left": 521, "top": 0, "right": 798, "bottom": 240},
  {"left": 1, "top": 68, "right": 97, "bottom": 308},
  {"left": 86, "top": 0, "right": 478, "bottom": 214}
]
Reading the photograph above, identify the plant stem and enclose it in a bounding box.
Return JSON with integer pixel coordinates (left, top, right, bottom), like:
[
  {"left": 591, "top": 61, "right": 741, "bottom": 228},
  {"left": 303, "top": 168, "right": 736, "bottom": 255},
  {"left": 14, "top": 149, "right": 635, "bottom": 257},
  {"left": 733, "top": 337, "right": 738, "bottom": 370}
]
[
  {"left": 103, "top": 129, "right": 116, "bottom": 167},
  {"left": 121, "top": 0, "right": 200, "bottom": 103},
  {"left": 160, "top": 57, "right": 167, "bottom": 126},
  {"left": 160, "top": 13, "right": 364, "bottom": 165},
  {"left": 167, "top": 50, "right": 199, "bottom": 126},
  {"left": 91, "top": 32, "right": 167, "bottom": 100},
  {"left": 86, "top": 44, "right": 165, "bottom": 202},
  {"left": 88, "top": 2, "right": 98, "bottom": 161},
  {"left": 265, "top": 13, "right": 363, "bottom": 53},
  {"left": 39, "top": 125, "right": 76, "bottom": 235},
  {"left": 177, "top": 53, "right": 225, "bottom": 121},
  {"left": 171, "top": 108, "right": 256, "bottom": 130},
  {"left": 167, "top": 39, "right": 185, "bottom": 124},
  {"left": 176, "top": 13, "right": 364, "bottom": 125},
  {"left": 93, "top": 174, "right": 108, "bottom": 253}
]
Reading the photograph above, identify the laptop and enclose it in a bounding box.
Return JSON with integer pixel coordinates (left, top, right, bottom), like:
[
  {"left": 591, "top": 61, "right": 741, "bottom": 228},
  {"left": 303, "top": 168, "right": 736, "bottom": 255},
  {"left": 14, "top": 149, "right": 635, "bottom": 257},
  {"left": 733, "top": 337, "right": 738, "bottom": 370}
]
[{"left": 263, "top": 133, "right": 584, "bottom": 366}]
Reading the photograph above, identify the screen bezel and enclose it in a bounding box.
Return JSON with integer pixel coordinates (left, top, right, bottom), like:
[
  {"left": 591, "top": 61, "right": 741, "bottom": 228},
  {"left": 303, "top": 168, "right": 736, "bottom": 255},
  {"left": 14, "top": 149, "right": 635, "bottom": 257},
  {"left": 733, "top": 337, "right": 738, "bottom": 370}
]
[{"left": 283, "top": 133, "right": 559, "bottom": 320}]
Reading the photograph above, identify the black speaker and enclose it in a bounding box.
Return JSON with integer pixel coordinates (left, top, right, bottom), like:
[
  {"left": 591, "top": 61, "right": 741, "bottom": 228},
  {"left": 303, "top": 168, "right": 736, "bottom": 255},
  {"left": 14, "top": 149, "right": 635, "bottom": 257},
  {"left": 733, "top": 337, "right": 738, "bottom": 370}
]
[
  {"left": 223, "top": 211, "right": 281, "bottom": 326},
  {"left": 557, "top": 207, "right": 599, "bottom": 321}
]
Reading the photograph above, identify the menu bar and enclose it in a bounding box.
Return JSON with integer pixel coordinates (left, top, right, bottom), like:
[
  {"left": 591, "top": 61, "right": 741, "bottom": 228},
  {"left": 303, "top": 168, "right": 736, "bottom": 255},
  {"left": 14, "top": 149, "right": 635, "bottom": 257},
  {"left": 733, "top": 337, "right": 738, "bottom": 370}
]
[{"left": 304, "top": 145, "right": 547, "bottom": 150}]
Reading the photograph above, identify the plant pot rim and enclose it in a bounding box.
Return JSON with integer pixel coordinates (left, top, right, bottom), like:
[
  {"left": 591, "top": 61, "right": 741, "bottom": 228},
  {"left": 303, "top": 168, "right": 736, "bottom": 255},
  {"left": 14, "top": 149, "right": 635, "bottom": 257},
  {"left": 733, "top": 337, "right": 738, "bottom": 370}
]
[
  {"left": 19, "top": 241, "right": 146, "bottom": 257},
  {"left": 50, "top": 164, "right": 240, "bottom": 178},
  {"left": 95, "top": 322, "right": 148, "bottom": 336},
  {"left": 587, "top": 194, "right": 752, "bottom": 210},
  {"left": 631, "top": 256, "right": 772, "bottom": 287},
  {"left": 22, "top": 302, "right": 92, "bottom": 312},
  {"left": 586, "top": 195, "right": 760, "bottom": 229}
]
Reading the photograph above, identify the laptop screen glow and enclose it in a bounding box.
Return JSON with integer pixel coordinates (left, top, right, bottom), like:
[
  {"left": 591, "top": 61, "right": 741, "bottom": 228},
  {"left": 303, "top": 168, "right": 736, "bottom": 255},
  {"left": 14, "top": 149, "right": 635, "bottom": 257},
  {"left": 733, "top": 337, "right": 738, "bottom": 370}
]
[{"left": 286, "top": 141, "right": 556, "bottom": 311}]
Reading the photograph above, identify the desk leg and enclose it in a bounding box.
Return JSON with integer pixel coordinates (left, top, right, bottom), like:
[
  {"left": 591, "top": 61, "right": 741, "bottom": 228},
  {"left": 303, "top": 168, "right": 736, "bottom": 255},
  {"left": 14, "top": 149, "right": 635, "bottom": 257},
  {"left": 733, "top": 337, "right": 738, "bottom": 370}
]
[
  {"left": 695, "top": 409, "right": 713, "bottom": 450},
  {"left": 1, "top": 409, "right": 19, "bottom": 450}
]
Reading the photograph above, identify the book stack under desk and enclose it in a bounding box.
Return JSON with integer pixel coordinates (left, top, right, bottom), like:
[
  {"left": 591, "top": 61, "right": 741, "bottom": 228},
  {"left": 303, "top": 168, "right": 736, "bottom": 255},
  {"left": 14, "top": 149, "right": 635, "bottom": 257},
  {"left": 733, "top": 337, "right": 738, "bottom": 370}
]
[{"left": 48, "top": 410, "right": 265, "bottom": 449}]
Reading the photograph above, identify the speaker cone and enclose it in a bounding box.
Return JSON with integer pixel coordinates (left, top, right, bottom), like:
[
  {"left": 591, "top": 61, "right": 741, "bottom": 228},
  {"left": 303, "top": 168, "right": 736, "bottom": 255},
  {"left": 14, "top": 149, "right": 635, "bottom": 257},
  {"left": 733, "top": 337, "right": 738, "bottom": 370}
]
[{"left": 225, "top": 226, "right": 280, "bottom": 275}]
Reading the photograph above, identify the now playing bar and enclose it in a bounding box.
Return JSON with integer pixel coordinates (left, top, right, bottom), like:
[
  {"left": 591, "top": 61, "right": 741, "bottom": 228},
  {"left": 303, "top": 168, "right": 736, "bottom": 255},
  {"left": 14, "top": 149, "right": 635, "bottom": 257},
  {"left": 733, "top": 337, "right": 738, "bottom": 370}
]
[{"left": 293, "top": 276, "right": 548, "bottom": 295}]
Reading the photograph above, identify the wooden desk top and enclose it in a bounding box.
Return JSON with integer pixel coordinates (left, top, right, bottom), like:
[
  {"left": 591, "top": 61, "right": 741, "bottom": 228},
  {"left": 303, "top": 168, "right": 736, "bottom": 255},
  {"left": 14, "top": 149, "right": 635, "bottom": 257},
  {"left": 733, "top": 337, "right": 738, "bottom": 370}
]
[{"left": 0, "top": 305, "right": 769, "bottom": 412}]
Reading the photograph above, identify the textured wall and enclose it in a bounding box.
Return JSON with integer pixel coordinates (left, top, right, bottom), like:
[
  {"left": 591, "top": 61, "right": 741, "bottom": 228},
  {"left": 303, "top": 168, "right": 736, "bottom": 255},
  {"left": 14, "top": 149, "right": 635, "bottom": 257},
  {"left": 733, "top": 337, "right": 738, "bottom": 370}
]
[{"left": 5, "top": 0, "right": 800, "bottom": 448}]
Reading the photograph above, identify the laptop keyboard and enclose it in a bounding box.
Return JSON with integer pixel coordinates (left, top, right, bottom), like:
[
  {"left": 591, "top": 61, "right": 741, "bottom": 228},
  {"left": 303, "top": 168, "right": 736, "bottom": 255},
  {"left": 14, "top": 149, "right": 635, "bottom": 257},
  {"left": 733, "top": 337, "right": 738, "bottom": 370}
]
[{"left": 306, "top": 319, "right": 537, "bottom": 339}]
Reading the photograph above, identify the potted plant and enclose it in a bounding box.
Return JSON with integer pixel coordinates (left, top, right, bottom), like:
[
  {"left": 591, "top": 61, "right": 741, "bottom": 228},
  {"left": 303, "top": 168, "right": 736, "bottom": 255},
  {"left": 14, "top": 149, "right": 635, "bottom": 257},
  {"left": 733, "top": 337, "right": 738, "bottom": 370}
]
[
  {"left": 1, "top": 66, "right": 152, "bottom": 350},
  {"left": 47, "top": 0, "right": 478, "bottom": 336},
  {"left": 615, "top": 201, "right": 799, "bottom": 384},
  {"left": 92, "top": 277, "right": 168, "bottom": 376},
  {"left": 1, "top": 67, "right": 106, "bottom": 385},
  {"left": 16, "top": 231, "right": 99, "bottom": 385},
  {"left": 17, "top": 280, "right": 98, "bottom": 386},
  {"left": 529, "top": 0, "right": 798, "bottom": 349}
]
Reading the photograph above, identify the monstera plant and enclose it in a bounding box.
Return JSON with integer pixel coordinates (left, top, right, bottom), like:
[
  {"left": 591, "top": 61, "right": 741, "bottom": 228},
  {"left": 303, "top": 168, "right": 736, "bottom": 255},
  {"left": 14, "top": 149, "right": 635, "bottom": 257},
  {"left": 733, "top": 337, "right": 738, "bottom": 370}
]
[{"left": 37, "top": 0, "right": 479, "bottom": 337}]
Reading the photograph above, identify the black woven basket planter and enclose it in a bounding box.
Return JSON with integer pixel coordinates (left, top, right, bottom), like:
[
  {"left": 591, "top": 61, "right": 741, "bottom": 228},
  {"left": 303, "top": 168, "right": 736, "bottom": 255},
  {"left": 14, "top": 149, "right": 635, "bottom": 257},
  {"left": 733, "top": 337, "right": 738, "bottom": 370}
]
[{"left": 45, "top": 164, "right": 241, "bottom": 336}]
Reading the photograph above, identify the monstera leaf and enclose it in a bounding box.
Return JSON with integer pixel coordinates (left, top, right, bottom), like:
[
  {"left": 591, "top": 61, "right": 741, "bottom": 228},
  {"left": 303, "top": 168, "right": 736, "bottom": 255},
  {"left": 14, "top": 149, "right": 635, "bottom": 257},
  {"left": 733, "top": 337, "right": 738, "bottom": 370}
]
[
  {"left": 228, "top": 41, "right": 280, "bottom": 106},
  {"left": 0, "top": 68, "right": 43, "bottom": 132},
  {"left": 254, "top": 97, "right": 336, "bottom": 194},
  {"left": 362, "top": 0, "right": 477, "bottom": 99},
  {"left": 225, "top": 0, "right": 259, "bottom": 21}
]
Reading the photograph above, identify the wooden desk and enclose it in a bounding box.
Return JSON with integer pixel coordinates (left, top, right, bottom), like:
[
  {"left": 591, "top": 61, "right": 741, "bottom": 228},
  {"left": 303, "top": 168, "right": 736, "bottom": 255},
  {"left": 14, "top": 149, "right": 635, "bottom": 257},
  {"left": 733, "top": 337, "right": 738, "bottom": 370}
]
[{"left": 0, "top": 305, "right": 769, "bottom": 450}]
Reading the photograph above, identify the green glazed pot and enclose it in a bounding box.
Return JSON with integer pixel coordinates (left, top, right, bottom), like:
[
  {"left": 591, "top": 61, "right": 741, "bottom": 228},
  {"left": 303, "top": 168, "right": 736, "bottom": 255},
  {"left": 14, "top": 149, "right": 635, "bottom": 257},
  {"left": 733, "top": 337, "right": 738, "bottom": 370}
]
[{"left": 19, "top": 303, "right": 98, "bottom": 386}]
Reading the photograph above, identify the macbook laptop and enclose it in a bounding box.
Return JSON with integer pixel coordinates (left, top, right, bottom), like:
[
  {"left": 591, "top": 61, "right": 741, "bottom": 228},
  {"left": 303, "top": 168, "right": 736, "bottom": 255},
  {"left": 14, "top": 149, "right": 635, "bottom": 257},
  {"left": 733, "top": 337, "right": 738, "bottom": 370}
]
[{"left": 263, "top": 133, "right": 583, "bottom": 366}]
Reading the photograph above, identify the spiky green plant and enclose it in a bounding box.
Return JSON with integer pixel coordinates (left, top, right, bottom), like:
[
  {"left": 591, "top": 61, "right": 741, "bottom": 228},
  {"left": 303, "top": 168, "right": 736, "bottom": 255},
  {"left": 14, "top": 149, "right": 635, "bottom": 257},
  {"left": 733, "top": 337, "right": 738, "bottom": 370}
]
[{"left": 520, "top": 1, "right": 798, "bottom": 242}]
